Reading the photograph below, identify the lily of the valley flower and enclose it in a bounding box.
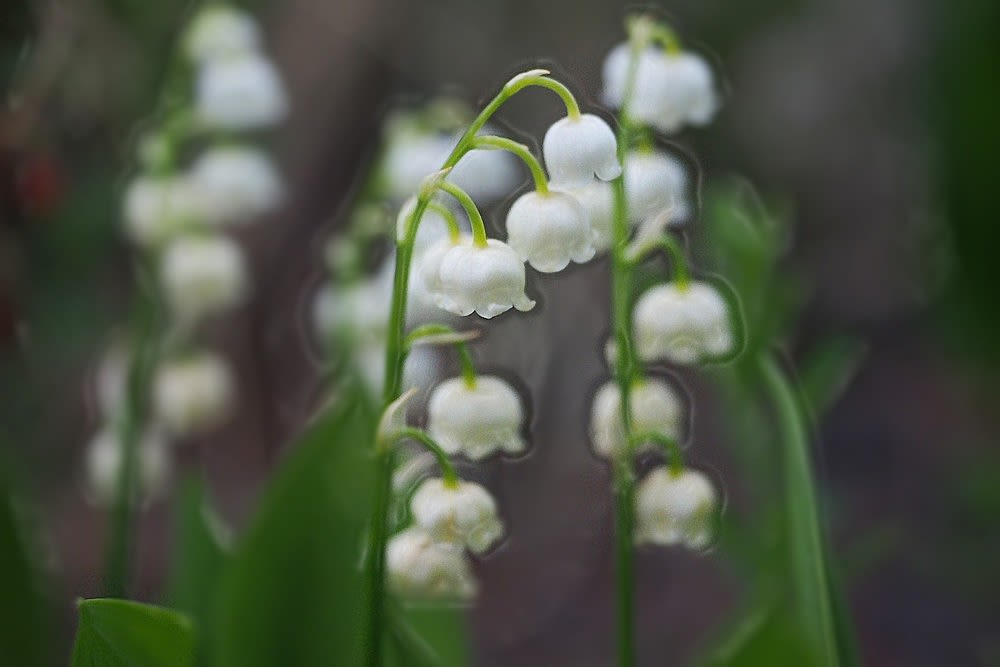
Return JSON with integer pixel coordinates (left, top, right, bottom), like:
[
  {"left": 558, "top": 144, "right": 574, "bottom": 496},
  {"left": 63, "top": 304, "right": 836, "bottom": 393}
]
[
  {"left": 184, "top": 5, "right": 260, "bottom": 63},
  {"left": 634, "top": 466, "right": 717, "bottom": 550},
  {"left": 196, "top": 53, "right": 287, "bottom": 131},
  {"left": 153, "top": 352, "right": 234, "bottom": 436},
  {"left": 410, "top": 478, "right": 505, "bottom": 554},
  {"left": 85, "top": 427, "right": 171, "bottom": 506},
  {"left": 123, "top": 176, "right": 208, "bottom": 246},
  {"left": 564, "top": 181, "right": 615, "bottom": 251},
  {"left": 188, "top": 147, "right": 283, "bottom": 225},
  {"left": 505, "top": 190, "right": 596, "bottom": 273},
  {"left": 386, "top": 528, "right": 477, "bottom": 602},
  {"left": 427, "top": 375, "right": 525, "bottom": 460},
  {"left": 624, "top": 150, "right": 689, "bottom": 227},
  {"left": 160, "top": 236, "right": 248, "bottom": 322},
  {"left": 632, "top": 281, "right": 733, "bottom": 365},
  {"left": 542, "top": 113, "right": 621, "bottom": 187},
  {"left": 430, "top": 239, "right": 535, "bottom": 319},
  {"left": 590, "top": 377, "right": 686, "bottom": 459}
]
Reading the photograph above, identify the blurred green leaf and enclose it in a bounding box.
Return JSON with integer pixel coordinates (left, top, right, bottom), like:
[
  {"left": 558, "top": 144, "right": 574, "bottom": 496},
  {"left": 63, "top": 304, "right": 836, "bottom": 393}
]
[
  {"left": 71, "top": 598, "right": 195, "bottom": 667},
  {"left": 694, "top": 597, "right": 815, "bottom": 666},
  {"left": 0, "top": 479, "right": 47, "bottom": 667},
  {"left": 391, "top": 607, "right": 469, "bottom": 667},
  {"left": 212, "top": 388, "right": 376, "bottom": 667},
  {"left": 166, "top": 476, "right": 229, "bottom": 657},
  {"left": 797, "top": 336, "right": 868, "bottom": 417}
]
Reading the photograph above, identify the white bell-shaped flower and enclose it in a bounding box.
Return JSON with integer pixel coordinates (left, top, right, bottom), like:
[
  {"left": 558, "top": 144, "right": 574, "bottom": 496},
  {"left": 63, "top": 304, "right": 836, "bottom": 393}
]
[
  {"left": 633, "top": 281, "right": 734, "bottom": 364},
  {"left": 634, "top": 467, "right": 718, "bottom": 550},
  {"left": 430, "top": 239, "right": 535, "bottom": 319},
  {"left": 312, "top": 277, "right": 389, "bottom": 344},
  {"left": 386, "top": 528, "right": 477, "bottom": 602},
  {"left": 427, "top": 375, "right": 525, "bottom": 460},
  {"left": 188, "top": 147, "right": 283, "bottom": 225},
  {"left": 184, "top": 6, "right": 259, "bottom": 62},
  {"left": 590, "top": 377, "right": 685, "bottom": 459},
  {"left": 196, "top": 53, "right": 287, "bottom": 131},
  {"left": 542, "top": 114, "right": 621, "bottom": 187},
  {"left": 84, "top": 427, "right": 171, "bottom": 506},
  {"left": 505, "top": 190, "right": 596, "bottom": 273},
  {"left": 410, "top": 478, "right": 504, "bottom": 554},
  {"left": 602, "top": 44, "right": 718, "bottom": 134},
  {"left": 160, "top": 236, "right": 248, "bottom": 322},
  {"left": 123, "top": 176, "right": 210, "bottom": 246},
  {"left": 564, "top": 181, "right": 615, "bottom": 252},
  {"left": 625, "top": 150, "right": 689, "bottom": 227},
  {"left": 153, "top": 352, "right": 234, "bottom": 436}
]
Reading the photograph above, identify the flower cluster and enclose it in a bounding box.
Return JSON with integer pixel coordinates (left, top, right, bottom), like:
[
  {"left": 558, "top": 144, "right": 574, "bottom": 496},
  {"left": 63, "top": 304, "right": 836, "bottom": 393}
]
[{"left": 84, "top": 4, "right": 286, "bottom": 504}]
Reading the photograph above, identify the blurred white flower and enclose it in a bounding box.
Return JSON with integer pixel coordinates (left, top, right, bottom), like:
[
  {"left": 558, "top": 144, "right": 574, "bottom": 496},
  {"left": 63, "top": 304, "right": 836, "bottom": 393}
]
[
  {"left": 188, "top": 147, "right": 283, "bottom": 225},
  {"left": 564, "top": 181, "right": 615, "bottom": 252},
  {"left": 160, "top": 236, "right": 248, "bottom": 322},
  {"left": 430, "top": 239, "right": 535, "bottom": 319},
  {"left": 153, "top": 352, "right": 234, "bottom": 436},
  {"left": 94, "top": 342, "right": 128, "bottom": 418},
  {"left": 196, "top": 53, "right": 287, "bottom": 131},
  {"left": 427, "top": 375, "right": 525, "bottom": 460},
  {"left": 85, "top": 427, "right": 170, "bottom": 506},
  {"left": 589, "top": 377, "right": 685, "bottom": 459},
  {"left": 386, "top": 528, "right": 477, "bottom": 602},
  {"left": 449, "top": 145, "right": 523, "bottom": 204},
  {"left": 506, "top": 190, "right": 595, "bottom": 273},
  {"left": 184, "top": 5, "right": 260, "bottom": 62},
  {"left": 634, "top": 467, "right": 717, "bottom": 549},
  {"left": 633, "top": 281, "right": 734, "bottom": 365},
  {"left": 123, "top": 176, "right": 210, "bottom": 246},
  {"left": 602, "top": 44, "right": 718, "bottom": 134},
  {"left": 312, "top": 277, "right": 390, "bottom": 344},
  {"left": 542, "top": 113, "right": 621, "bottom": 187},
  {"left": 624, "top": 150, "right": 689, "bottom": 228},
  {"left": 410, "top": 478, "right": 504, "bottom": 554}
]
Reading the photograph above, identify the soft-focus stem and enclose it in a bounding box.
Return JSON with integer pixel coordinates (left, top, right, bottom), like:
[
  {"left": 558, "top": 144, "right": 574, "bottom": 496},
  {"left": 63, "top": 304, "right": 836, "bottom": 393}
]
[
  {"left": 632, "top": 431, "right": 684, "bottom": 476},
  {"left": 436, "top": 181, "right": 489, "bottom": 247},
  {"left": 473, "top": 135, "right": 549, "bottom": 194},
  {"left": 627, "top": 234, "right": 691, "bottom": 287},
  {"left": 394, "top": 428, "right": 459, "bottom": 487}
]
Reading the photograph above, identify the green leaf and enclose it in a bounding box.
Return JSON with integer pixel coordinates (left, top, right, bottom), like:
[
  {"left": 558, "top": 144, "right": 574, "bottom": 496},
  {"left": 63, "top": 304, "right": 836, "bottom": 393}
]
[
  {"left": 797, "top": 336, "right": 868, "bottom": 417},
  {"left": 166, "top": 476, "right": 229, "bottom": 656},
  {"left": 212, "top": 388, "right": 376, "bottom": 667},
  {"left": 0, "top": 480, "right": 47, "bottom": 666},
  {"left": 390, "top": 606, "right": 469, "bottom": 667},
  {"left": 71, "top": 598, "right": 195, "bottom": 667}
]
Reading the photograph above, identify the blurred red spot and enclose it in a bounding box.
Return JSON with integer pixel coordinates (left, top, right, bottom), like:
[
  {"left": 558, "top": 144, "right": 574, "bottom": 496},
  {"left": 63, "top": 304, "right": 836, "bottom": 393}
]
[{"left": 15, "top": 154, "right": 64, "bottom": 218}]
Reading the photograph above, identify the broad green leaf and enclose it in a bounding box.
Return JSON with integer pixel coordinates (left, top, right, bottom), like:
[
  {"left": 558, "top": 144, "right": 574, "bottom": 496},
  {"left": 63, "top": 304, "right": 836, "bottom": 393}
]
[
  {"left": 797, "top": 336, "right": 868, "bottom": 417},
  {"left": 0, "top": 479, "right": 47, "bottom": 666},
  {"left": 213, "top": 387, "right": 376, "bottom": 667},
  {"left": 71, "top": 598, "right": 194, "bottom": 667}
]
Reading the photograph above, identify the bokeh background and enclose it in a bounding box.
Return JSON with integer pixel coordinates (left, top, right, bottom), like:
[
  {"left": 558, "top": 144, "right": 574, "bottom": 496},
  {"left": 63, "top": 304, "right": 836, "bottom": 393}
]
[{"left": 1, "top": 0, "right": 998, "bottom": 664}]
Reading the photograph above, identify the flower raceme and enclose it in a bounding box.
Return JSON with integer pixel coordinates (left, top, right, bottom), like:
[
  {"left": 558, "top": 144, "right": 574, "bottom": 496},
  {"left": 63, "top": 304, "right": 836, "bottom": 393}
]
[
  {"left": 632, "top": 280, "right": 734, "bottom": 365},
  {"left": 590, "top": 377, "right": 686, "bottom": 460},
  {"left": 427, "top": 375, "right": 526, "bottom": 460},
  {"left": 386, "top": 527, "right": 477, "bottom": 602},
  {"left": 410, "top": 478, "right": 505, "bottom": 554},
  {"left": 506, "top": 190, "right": 596, "bottom": 273},
  {"left": 634, "top": 467, "right": 718, "bottom": 550}
]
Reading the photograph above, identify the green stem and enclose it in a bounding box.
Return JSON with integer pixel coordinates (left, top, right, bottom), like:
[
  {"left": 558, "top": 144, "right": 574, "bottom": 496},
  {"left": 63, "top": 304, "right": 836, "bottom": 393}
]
[
  {"left": 504, "top": 70, "right": 581, "bottom": 119},
  {"left": 612, "top": 459, "right": 635, "bottom": 667},
  {"left": 426, "top": 201, "right": 462, "bottom": 242},
  {"left": 473, "top": 135, "right": 549, "bottom": 194},
  {"left": 757, "top": 354, "right": 839, "bottom": 666},
  {"left": 627, "top": 234, "right": 691, "bottom": 287},
  {"left": 394, "top": 428, "right": 459, "bottom": 487},
  {"left": 631, "top": 431, "right": 684, "bottom": 476},
  {"left": 436, "top": 181, "right": 488, "bottom": 247}
]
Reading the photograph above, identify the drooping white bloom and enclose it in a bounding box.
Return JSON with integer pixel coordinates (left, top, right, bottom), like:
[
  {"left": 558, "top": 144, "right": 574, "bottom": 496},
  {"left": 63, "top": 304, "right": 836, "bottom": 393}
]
[
  {"left": 427, "top": 375, "right": 525, "bottom": 460},
  {"left": 123, "top": 176, "right": 210, "bottom": 246},
  {"left": 624, "top": 150, "right": 689, "bottom": 228},
  {"left": 410, "top": 478, "right": 504, "bottom": 554},
  {"left": 184, "top": 6, "right": 260, "bottom": 62},
  {"left": 84, "top": 427, "right": 171, "bottom": 505},
  {"left": 634, "top": 467, "right": 717, "bottom": 549},
  {"left": 430, "top": 239, "right": 535, "bottom": 319},
  {"left": 160, "top": 236, "right": 248, "bottom": 322},
  {"left": 602, "top": 44, "right": 719, "bottom": 134},
  {"left": 505, "top": 190, "right": 596, "bottom": 273},
  {"left": 196, "top": 53, "right": 287, "bottom": 131},
  {"left": 188, "top": 147, "right": 283, "bottom": 225},
  {"left": 633, "top": 281, "right": 734, "bottom": 364},
  {"left": 542, "top": 114, "right": 621, "bottom": 187},
  {"left": 565, "top": 181, "right": 615, "bottom": 251},
  {"left": 589, "top": 377, "right": 686, "bottom": 459},
  {"left": 386, "top": 528, "right": 477, "bottom": 602},
  {"left": 153, "top": 352, "right": 235, "bottom": 436}
]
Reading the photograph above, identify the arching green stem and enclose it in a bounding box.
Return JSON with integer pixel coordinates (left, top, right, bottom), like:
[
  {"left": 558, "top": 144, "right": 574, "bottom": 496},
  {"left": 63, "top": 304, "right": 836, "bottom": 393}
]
[
  {"left": 631, "top": 431, "right": 684, "bottom": 476},
  {"left": 473, "top": 135, "right": 549, "bottom": 194},
  {"left": 435, "top": 180, "right": 489, "bottom": 247},
  {"left": 426, "top": 200, "right": 462, "bottom": 242},
  {"left": 405, "top": 324, "right": 479, "bottom": 389},
  {"left": 504, "top": 70, "right": 581, "bottom": 119},
  {"left": 626, "top": 234, "right": 691, "bottom": 287},
  {"left": 392, "top": 428, "right": 459, "bottom": 487}
]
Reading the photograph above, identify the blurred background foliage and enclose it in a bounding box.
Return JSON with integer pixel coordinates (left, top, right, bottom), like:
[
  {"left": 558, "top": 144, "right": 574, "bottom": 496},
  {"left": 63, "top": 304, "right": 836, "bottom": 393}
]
[{"left": 1, "top": 0, "right": 998, "bottom": 664}]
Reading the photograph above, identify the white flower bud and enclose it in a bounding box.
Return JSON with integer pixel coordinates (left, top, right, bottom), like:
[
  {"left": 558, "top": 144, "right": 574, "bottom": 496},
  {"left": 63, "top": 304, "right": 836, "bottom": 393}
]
[
  {"left": 542, "top": 114, "right": 621, "bottom": 187},
  {"left": 410, "top": 478, "right": 504, "bottom": 554},
  {"left": 625, "top": 150, "right": 689, "bottom": 227},
  {"left": 196, "top": 53, "right": 287, "bottom": 131},
  {"left": 427, "top": 375, "right": 525, "bottom": 460},
  {"left": 84, "top": 427, "right": 170, "bottom": 506},
  {"left": 160, "top": 236, "right": 248, "bottom": 322},
  {"left": 430, "top": 239, "right": 535, "bottom": 319},
  {"left": 188, "top": 147, "right": 283, "bottom": 225},
  {"left": 505, "top": 190, "right": 596, "bottom": 273},
  {"left": 634, "top": 467, "right": 717, "bottom": 549},
  {"left": 633, "top": 281, "right": 734, "bottom": 365},
  {"left": 602, "top": 44, "right": 719, "bottom": 134},
  {"left": 153, "top": 353, "right": 234, "bottom": 436},
  {"left": 123, "top": 176, "right": 209, "bottom": 246},
  {"left": 184, "top": 6, "right": 260, "bottom": 62},
  {"left": 386, "top": 528, "right": 477, "bottom": 602},
  {"left": 590, "top": 378, "right": 685, "bottom": 459}
]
